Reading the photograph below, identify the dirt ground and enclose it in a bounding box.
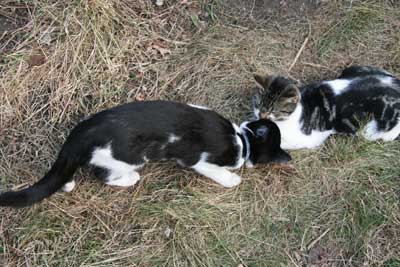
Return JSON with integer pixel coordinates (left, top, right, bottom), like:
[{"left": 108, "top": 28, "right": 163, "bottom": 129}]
[{"left": 1, "top": 0, "right": 400, "bottom": 266}]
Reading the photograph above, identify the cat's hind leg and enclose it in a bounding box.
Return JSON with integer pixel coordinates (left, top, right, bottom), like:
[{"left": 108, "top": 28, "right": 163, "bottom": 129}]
[
  {"left": 90, "top": 145, "right": 143, "bottom": 187},
  {"left": 191, "top": 153, "right": 241, "bottom": 188},
  {"left": 363, "top": 119, "right": 400, "bottom": 141}
]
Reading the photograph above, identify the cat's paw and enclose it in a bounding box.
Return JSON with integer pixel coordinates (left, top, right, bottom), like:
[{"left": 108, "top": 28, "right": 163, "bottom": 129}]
[
  {"left": 106, "top": 172, "right": 140, "bottom": 187},
  {"left": 62, "top": 180, "right": 76, "bottom": 192},
  {"left": 221, "top": 173, "right": 242, "bottom": 188},
  {"left": 245, "top": 160, "right": 254, "bottom": 168},
  {"left": 363, "top": 120, "right": 379, "bottom": 140}
]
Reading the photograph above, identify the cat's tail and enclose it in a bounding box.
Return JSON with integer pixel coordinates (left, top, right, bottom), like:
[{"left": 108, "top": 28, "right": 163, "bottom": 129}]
[{"left": 0, "top": 142, "right": 86, "bottom": 208}]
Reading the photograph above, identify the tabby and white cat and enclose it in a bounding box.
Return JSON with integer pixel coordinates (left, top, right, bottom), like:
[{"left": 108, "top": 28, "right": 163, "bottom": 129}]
[
  {"left": 0, "top": 100, "right": 291, "bottom": 207},
  {"left": 252, "top": 66, "right": 400, "bottom": 149}
]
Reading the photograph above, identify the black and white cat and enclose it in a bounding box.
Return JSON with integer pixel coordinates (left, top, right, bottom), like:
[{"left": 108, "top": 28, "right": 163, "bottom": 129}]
[
  {"left": 0, "top": 101, "right": 291, "bottom": 207},
  {"left": 252, "top": 66, "right": 400, "bottom": 149}
]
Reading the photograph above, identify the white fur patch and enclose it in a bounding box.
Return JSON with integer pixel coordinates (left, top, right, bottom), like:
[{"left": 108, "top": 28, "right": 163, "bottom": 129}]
[
  {"left": 105, "top": 171, "right": 140, "bottom": 187},
  {"left": 239, "top": 121, "right": 254, "bottom": 135},
  {"left": 379, "top": 76, "right": 394, "bottom": 86},
  {"left": 62, "top": 180, "right": 76, "bottom": 192},
  {"left": 363, "top": 119, "right": 400, "bottom": 141},
  {"left": 191, "top": 152, "right": 242, "bottom": 188},
  {"left": 245, "top": 161, "right": 254, "bottom": 168},
  {"left": 90, "top": 144, "right": 142, "bottom": 187},
  {"left": 188, "top": 104, "right": 210, "bottom": 110},
  {"left": 363, "top": 120, "right": 378, "bottom": 140},
  {"left": 275, "top": 105, "right": 334, "bottom": 149},
  {"left": 253, "top": 108, "right": 260, "bottom": 119},
  {"left": 230, "top": 122, "right": 246, "bottom": 169},
  {"left": 231, "top": 135, "right": 245, "bottom": 169},
  {"left": 168, "top": 134, "right": 181, "bottom": 143},
  {"left": 324, "top": 79, "right": 351, "bottom": 95},
  {"left": 232, "top": 123, "right": 241, "bottom": 134},
  {"left": 239, "top": 121, "right": 253, "bottom": 163}
]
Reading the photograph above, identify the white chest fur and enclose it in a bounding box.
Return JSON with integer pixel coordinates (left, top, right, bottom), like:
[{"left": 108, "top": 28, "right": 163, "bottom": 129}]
[
  {"left": 275, "top": 105, "right": 334, "bottom": 150},
  {"left": 230, "top": 123, "right": 246, "bottom": 169}
]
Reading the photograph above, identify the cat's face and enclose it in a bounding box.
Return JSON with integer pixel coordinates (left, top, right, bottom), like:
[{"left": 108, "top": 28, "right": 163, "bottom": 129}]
[
  {"left": 252, "top": 74, "right": 300, "bottom": 121},
  {"left": 243, "top": 119, "right": 291, "bottom": 164}
]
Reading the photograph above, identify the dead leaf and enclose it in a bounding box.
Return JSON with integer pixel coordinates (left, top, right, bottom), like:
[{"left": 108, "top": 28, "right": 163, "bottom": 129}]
[
  {"left": 146, "top": 40, "right": 171, "bottom": 57},
  {"left": 135, "top": 71, "right": 143, "bottom": 79},
  {"left": 135, "top": 92, "right": 146, "bottom": 101},
  {"left": 129, "top": 71, "right": 143, "bottom": 81},
  {"left": 270, "top": 163, "right": 298, "bottom": 175},
  {"left": 151, "top": 44, "right": 171, "bottom": 57},
  {"left": 27, "top": 53, "right": 46, "bottom": 68}
]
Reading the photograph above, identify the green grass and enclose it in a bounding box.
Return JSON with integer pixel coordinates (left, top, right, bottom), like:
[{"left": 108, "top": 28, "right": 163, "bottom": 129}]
[
  {"left": 315, "top": 4, "right": 385, "bottom": 60},
  {"left": 386, "top": 258, "right": 400, "bottom": 267}
]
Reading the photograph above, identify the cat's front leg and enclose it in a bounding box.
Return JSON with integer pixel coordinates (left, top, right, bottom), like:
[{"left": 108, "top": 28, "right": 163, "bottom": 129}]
[
  {"left": 245, "top": 160, "right": 254, "bottom": 168},
  {"left": 191, "top": 160, "right": 242, "bottom": 188}
]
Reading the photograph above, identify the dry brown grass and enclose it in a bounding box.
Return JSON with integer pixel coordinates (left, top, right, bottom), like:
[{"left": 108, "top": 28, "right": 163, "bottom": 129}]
[{"left": 1, "top": 0, "right": 400, "bottom": 266}]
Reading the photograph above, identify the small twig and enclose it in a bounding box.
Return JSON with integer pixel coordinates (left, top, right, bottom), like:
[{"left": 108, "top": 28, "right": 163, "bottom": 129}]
[
  {"left": 0, "top": 9, "right": 15, "bottom": 20},
  {"left": 301, "top": 61, "right": 333, "bottom": 71},
  {"left": 48, "top": 200, "right": 82, "bottom": 219},
  {"left": 249, "top": 0, "right": 256, "bottom": 21},
  {"left": 307, "top": 228, "right": 331, "bottom": 251},
  {"left": 288, "top": 36, "right": 309, "bottom": 73},
  {"left": 288, "top": 22, "right": 312, "bottom": 73}
]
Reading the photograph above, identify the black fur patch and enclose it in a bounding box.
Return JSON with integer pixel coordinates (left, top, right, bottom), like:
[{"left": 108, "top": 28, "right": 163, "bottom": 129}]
[{"left": 244, "top": 119, "right": 291, "bottom": 164}]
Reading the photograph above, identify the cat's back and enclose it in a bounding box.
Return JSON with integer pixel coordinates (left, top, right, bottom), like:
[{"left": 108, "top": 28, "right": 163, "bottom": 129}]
[
  {"left": 72, "top": 100, "right": 233, "bottom": 140},
  {"left": 324, "top": 75, "right": 400, "bottom": 104},
  {"left": 325, "top": 65, "right": 399, "bottom": 96},
  {"left": 88, "top": 101, "right": 220, "bottom": 123},
  {"left": 301, "top": 72, "right": 400, "bottom": 101}
]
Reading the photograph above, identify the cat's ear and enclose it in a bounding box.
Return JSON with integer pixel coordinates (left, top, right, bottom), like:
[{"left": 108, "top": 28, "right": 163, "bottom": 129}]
[{"left": 254, "top": 74, "right": 274, "bottom": 91}]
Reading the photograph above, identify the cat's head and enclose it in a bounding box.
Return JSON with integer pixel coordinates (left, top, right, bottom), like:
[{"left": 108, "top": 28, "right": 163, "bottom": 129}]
[
  {"left": 252, "top": 74, "right": 300, "bottom": 121},
  {"left": 242, "top": 119, "right": 291, "bottom": 164}
]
